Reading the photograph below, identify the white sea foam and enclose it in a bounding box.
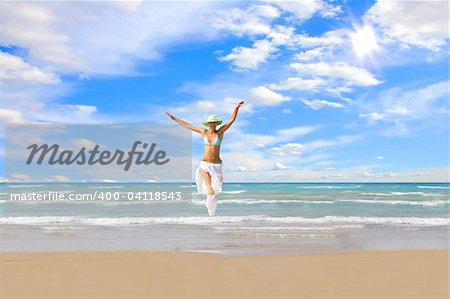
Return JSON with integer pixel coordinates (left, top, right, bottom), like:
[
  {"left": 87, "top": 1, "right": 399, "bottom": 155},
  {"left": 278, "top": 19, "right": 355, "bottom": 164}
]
[
  {"left": 361, "top": 192, "right": 445, "bottom": 197},
  {"left": 228, "top": 232, "right": 336, "bottom": 239},
  {"left": 88, "top": 185, "right": 124, "bottom": 189},
  {"left": 40, "top": 226, "right": 83, "bottom": 230},
  {"left": 222, "top": 190, "right": 246, "bottom": 194},
  {"left": 191, "top": 198, "right": 448, "bottom": 207},
  {"left": 1, "top": 215, "right": 449, "bottom": 227},
  {"left": 296, "top": 185, "right": 361, "bottom": 189},
  {"left": 417, "top": 186, "right": 449, "bottom": 190},
  {"left": 178, "top": 185, "right": 196, "bottom": 188},
  {"left": 339, "top": 199, "right": 449, "bottom": 207},
  {"left": 212, "top": 225, "right": 364, "bottom": 231},
  {"left": 191, "top": 199, "right": 333, "bottom": 205},
  {"left": 7, "top": 185, "right": 44, "bottom": 188}
]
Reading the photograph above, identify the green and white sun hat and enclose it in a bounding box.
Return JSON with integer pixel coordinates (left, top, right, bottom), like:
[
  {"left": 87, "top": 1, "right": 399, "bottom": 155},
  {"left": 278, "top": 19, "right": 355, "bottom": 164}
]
[{"left": 203, "top": 115, "right": 223, "bottom": 126}]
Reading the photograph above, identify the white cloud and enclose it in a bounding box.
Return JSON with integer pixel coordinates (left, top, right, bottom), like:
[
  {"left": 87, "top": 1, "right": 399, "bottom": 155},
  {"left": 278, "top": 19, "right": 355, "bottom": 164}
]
[
  {"left": 223, "top": 151, "right": 274, "bottom": 173},
  {"left": 0, "top": 1, "right": 226, "bottom": 75},
  {"left": 26, "top": 104, "right": 102, "bottom": 124},
  {"left": 294, "top": 48, "right": 325, "bottom": 61},
  {"left": 269, "top": 143, "right": 305, "bottom": 156},
  {"left": 219, "top": 26, "right": 346, "bottom": 71},
  {"left": 229, "top": 166, "right": 250, "bottom": 172},
  {"left": 318, "top": 2, "right": 343, "bottom": 18},
  {"left": 112, "top": 0, "right": 143, "bottom": 12},
  {"left": 219, "top": 131, "right": 361, "bottom": 178},
  {"left": 0, "top": 2, "right": 84, "bottom": 71},
  {"left": 359, "top": 171, "right": 398, "bottom": 178},
  {"left": 0, "top": 1, "right": 242, "bottom": 127},
  {"left": 162, "top": 97, "right": 251, "bottom": 131},
  {"left": 281, "top": 108, "right": 291, "bottom": 114},
  {"left": 290, "top": 62, "right": 381, "bottom": 86},
  {"left": 364, "top": 0, "right": 450, "bottom": 52},
  {"left": 0, "top": 108, "right": 28, "bottom": 124},
  {"left": 358, "top": 81, "right": 450, "bottom": 131},
  {"left": 407, "top": 171, "right": 430, "bottom": 177},
  {"left": 325, "top": 87, "right": 354, "bottom": 99},
  {"left": 222, "top": 163, "right": 448, "bottom": 182},
  {"left": 270, "top": 0, "right": 342, "bottom": 21},
  {"left": 270, "top": 77, "right": 325, "bottom": 91},
  {"left": 217, "top": 6, "right": 346, "bottom": 71},
  {"left": 172, "top": 100, "right": 221, "bottom": 114},
  {"left": 375, "top": 156, "right": 384, "bottom": 160},
  {"left": 276, "top": 126, "right": 318, "bottom": 142},
  {"left": 50, "top": 175, "right": 69, "bottom": 182},
  {"left": 301, "top": 99, "right": 345, "bottom": 110},
  {"left": 212, "top": 4, "right": 280, "bottom": 37},
  {"left": 292, "top": 30, "right": 345, "bottom": 48},
  {"left": 222, "top": 125, "right": 318, "bottom": 154},
  {"left": 72, "top": 138, "right": 96, "bottom": 149},
  {"left": 248, "top": 86, "right": 291, "bottom": 106},
  {"left": 220, "top": 39, "right": 277, "bottom": 70},
  {"left": 273, "top": 162, "right": 290, "bottom": 170},
  {"left": 0, "top": 52, "right": 60, "bottom": 84},
  {"left": 386, "top": 105, "right": 409, "bottom": 115},
  {"left": 266, "top": 25, "right": 296, "bottom": 46},
  {"left": 322, "top": 173, "right": 347, "bottom": 179},
  {"left": 9, "top": 174, "right": 29, "bottom": 181},
  {"left": 359, "top": 112, "right": 385, "bottom": 122},
  {"left": 0, "top": 78, "right": 114, "bottom": 124},
  {"left": 304, "top": 135, "right": 363, "bottom": 152}
]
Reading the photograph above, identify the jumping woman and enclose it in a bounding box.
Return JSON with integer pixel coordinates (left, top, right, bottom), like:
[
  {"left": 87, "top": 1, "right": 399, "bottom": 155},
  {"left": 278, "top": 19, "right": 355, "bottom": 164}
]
[{"left": 165, "top": 100, "right": 244, "bottom": 216}]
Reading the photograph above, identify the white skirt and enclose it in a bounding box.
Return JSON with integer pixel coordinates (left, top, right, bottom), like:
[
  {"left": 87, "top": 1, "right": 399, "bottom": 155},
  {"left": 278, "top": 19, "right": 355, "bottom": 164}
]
[
  {"left": 195, "top": 160, "right": 223, "bottom": 195},
  {"left": 195, "top": 160, "right": 223, "bottom": 216}
]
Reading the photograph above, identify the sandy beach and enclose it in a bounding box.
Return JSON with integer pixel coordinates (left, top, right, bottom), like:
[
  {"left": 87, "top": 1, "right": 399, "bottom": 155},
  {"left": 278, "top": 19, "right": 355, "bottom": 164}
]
[{"left": 1, "top": 250, "right": 448, "bottom": 299}]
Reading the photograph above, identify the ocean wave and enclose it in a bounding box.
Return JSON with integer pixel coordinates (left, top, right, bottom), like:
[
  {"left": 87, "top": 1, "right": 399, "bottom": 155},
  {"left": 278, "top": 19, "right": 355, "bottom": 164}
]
[
  {"left": 191, "top": 199, "right": 334, "bottom": 205},
  {"left": 339, "top": 199, "right": 449, "bottom": 207},
  {"left": 223, "top": 232, "right": 336, "bottom": 239},
  {"left": 222, "top": 190, "right": 246, "bottom": 194},
  {"left": 6, "top": 184, "right": 44, "bottom": 188},
  {"left": 88, "top": 185, "right": 124, "bottom": 189},
  {"left": 40, "top": 226, "right": 83, "bottom": 230},
  {"left": 417, "top": 186, "right": 450, "bottom": 190},
  {"left": 191, "top": 198, "right": 448, "bottom": 207},
  {"left": 1, "top": 215, "right": 449, "bottom": 227},
  {"left": 296, "top": 185, "right": 362, "bottom": 189},
  {"left": 211, "top": 225, "right": 364, "bottom": 231},
  {"left": 361, "top": 192, "right": 445, "bottom": 197}
]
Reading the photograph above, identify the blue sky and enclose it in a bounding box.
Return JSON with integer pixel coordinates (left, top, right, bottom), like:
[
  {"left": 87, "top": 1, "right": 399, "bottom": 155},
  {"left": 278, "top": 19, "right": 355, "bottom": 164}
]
[{"left": 0, "top": 0, "right": 449, "bottom": 182}]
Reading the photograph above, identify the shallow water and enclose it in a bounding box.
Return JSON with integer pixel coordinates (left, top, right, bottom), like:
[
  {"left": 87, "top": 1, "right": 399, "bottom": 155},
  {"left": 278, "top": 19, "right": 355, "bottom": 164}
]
[{"left": 1, "top": 182, "right": 449, "bottom": 255}]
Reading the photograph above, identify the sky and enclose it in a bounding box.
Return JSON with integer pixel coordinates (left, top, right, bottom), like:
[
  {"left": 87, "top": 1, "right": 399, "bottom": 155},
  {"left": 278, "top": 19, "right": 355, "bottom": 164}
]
[{"left": 0, "top": 0, "right": 449, "bottom": 182}]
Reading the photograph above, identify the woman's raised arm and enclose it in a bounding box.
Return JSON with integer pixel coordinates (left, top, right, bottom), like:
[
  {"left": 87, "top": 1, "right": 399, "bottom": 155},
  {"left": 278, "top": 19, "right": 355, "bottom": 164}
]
[
  {"left": 218, "top": 100, "right": 244, "bottom": 134},
  {"left": 165, "top": 112, "right": 205, "bottom": 135}
]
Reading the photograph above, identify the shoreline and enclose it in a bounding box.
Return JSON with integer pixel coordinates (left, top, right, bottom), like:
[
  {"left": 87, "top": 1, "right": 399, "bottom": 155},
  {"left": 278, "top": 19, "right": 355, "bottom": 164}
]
[{"left": 1, "top": 250, "right": 448, "bottom": 298}]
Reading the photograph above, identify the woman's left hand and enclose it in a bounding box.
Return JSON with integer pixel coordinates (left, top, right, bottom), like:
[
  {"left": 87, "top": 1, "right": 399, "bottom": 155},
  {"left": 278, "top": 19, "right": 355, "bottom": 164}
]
[{"left": 236, "top": 100, "right": 244, "bottom": 108}]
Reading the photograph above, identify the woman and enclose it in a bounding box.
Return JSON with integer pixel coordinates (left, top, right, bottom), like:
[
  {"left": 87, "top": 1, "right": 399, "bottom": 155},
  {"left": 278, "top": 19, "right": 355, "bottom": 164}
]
[{"left": 165, "top": 100, "right": 244, "bottom": 215}]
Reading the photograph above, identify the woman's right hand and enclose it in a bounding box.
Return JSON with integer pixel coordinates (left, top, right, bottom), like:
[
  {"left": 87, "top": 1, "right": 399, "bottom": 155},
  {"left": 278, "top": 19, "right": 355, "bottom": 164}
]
[{"left": 165, "top": 112, "right": 175, "bottom": 120}]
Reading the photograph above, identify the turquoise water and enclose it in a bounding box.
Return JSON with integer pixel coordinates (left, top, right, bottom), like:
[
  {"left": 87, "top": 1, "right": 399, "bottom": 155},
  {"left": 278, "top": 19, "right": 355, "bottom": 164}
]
[{"left": 1, "top": 182, "right": 449, "bottom": 254}]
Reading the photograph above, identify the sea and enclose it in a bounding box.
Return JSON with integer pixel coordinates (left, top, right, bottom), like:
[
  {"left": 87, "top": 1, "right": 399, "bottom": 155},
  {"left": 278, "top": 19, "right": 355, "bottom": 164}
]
[{"left": 1, "top": 182, "right": 449, "bottom": 255}]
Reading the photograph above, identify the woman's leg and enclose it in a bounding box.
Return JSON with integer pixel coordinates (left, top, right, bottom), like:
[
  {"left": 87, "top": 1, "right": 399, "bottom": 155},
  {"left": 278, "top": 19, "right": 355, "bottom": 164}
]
[{"left": 199, "top": 168, "right": 215, "bottom": 195}]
